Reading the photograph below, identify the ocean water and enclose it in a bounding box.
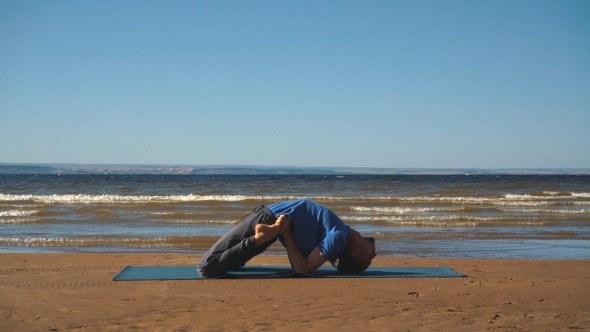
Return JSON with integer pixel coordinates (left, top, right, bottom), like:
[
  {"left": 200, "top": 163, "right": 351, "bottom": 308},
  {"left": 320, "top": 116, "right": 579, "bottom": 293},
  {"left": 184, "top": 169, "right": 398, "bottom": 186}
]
[{"left": 1, "top": 174, "right": 589, "bottom": 259}]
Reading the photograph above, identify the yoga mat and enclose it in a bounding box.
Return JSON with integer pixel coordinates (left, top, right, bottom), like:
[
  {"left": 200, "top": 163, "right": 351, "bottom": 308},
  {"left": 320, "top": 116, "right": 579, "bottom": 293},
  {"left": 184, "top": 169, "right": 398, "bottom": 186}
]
[{"left": 113, "top": 265, "right": 466, "bottom": 281}]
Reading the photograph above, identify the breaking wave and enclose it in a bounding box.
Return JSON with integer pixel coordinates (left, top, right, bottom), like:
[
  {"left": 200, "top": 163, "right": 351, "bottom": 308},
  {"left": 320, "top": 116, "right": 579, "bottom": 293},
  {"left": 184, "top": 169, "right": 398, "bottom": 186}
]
[
  {"left": 0, "top": 236, "right": 193, "bottom": 248},
  {"left": 340, "top": 215, "right": 548, "bottom": 227},
  {"left": 499, "top": 208, "right": 590, "bottom": 214},
  {"left": 0, "top": 218, "right": 38, "bottom": 224},
  {"left": 1, "top": 192, "right": 588, "bottom": 205},
  {"left": 0, "top": 236, "right": 228, "bottom": 251},
  {"left": 0, "top": 210, "right": 38, "bottom": 217},
  {"left": 350, "top": 206, "right": 466, "bottom": 213},
  {"left": 153, "top": 219, "right": 238, "bottom": 224}
]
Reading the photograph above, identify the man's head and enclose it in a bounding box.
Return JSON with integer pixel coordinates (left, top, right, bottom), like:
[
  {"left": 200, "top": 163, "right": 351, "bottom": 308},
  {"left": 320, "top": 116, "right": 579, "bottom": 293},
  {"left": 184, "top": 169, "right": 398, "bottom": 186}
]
[{"left": 333, "top": 229, "right": 376, "bottom": 274}]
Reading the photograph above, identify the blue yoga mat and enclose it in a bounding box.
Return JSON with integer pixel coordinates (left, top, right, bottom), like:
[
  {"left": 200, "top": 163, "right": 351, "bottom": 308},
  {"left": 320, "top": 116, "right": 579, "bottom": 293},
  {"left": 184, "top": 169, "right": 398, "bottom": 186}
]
[{"left": 113, "top": 265, "right": 466, "bottom": 281}]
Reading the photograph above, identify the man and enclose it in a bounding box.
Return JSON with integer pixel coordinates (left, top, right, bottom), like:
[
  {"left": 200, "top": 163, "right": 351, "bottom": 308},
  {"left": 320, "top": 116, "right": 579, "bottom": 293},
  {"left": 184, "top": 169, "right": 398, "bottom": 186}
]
[{"left": 197, "top": 199, "right": 376, "bottom": 278}]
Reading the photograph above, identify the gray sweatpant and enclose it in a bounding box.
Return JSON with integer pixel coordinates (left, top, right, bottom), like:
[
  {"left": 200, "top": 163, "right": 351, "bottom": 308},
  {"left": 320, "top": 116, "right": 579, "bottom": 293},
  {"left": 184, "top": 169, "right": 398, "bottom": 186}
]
[{"left": 197, "top": 205, "right": 278, "bottom": 278}]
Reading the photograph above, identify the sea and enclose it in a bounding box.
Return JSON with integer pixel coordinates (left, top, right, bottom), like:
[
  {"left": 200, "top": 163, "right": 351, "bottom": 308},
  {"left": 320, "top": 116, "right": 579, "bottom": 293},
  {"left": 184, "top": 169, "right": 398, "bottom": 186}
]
[{"left": 1, "top": 174, "right": 589, "bottom": 259}]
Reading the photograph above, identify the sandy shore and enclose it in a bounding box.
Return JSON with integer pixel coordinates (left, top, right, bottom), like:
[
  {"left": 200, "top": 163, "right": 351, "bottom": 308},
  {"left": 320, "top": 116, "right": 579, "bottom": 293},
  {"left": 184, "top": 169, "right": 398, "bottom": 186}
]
[{"left": 1, "top": 254, "right": 588, "bottom": 331}]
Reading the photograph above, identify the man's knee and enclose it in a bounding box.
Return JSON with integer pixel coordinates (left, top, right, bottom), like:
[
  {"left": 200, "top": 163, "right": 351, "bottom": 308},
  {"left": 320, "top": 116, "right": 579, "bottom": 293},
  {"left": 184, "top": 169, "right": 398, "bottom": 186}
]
[
  {"left": 197, "top": 267, "right": 215, "bottom": 278},
  {"left": 197, "top": 260, "right": 220, "bottom": 278}
]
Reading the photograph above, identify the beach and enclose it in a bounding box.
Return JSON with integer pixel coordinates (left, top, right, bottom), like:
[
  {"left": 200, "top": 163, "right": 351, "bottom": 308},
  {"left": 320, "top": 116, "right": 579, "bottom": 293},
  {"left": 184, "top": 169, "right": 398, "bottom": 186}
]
[
  {"left": 1, "top": 254, "right": 589, "bottom": 331},
  {"left": 2, "top": 174, "right": 589, "bottom": 330}
]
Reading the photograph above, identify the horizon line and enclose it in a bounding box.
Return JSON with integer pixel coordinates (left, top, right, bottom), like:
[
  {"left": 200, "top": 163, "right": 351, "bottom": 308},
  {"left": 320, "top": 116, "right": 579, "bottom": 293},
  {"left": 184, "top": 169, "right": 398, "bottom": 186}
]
[{"left": 1, "top": 162, "right": 589, "bottom": 170}]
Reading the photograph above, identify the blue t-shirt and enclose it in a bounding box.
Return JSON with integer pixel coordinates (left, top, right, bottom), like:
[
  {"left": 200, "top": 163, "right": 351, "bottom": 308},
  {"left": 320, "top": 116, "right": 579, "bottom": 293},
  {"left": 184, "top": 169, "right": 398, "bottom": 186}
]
[{"left": 268, "top": 200, "right": 350, "bottom": 261}]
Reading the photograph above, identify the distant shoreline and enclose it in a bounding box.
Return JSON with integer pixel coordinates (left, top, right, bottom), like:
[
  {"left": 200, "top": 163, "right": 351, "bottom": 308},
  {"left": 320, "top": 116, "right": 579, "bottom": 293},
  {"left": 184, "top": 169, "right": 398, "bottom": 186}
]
[{"left": 0, "top": 163, "right": 589, "bottom": 175}]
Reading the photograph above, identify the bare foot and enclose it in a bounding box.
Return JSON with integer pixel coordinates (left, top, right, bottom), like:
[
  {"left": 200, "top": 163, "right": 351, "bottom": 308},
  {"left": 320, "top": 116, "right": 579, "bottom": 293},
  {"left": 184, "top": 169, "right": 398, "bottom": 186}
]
[{"left": 254, "top": 224, "right": 280, "bottom": 247}]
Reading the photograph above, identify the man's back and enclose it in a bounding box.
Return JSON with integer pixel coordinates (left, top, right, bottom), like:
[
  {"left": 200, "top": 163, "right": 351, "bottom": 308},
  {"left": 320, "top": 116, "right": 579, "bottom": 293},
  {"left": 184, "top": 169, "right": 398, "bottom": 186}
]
[{"left": 268, "top": 200, "right": 350, "bottom": 260}]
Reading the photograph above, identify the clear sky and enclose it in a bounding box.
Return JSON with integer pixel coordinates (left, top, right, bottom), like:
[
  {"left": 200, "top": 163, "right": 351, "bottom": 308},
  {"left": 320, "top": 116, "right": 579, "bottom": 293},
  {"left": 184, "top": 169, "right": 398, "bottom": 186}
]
[{"left": 1, "top": 0, "right": 589, "bottom": 168}]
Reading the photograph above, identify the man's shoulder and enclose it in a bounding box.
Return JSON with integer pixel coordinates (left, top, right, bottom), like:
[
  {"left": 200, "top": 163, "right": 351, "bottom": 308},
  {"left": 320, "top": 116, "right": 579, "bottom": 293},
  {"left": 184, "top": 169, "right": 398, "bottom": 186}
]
[{"left": 275, "top": 199, "right": 320, "bottom": 209}]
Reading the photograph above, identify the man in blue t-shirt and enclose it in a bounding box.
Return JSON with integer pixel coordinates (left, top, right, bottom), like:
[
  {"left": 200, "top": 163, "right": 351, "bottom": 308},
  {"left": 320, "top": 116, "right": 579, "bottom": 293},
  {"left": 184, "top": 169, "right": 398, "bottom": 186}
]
[{"left": 197, "top": 200, "right": 376, "bottom": 278}]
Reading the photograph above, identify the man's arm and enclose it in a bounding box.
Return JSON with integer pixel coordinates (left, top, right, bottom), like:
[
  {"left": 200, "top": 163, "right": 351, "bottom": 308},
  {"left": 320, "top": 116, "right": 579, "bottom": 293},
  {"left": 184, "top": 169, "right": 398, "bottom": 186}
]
[{"left": 278, "top": 215, "right": 327, "bottom": 274}]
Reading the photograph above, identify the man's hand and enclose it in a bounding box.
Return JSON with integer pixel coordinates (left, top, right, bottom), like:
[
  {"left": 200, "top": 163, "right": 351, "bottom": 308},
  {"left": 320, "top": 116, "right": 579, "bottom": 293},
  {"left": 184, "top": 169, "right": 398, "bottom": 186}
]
[{"left": 276, "top": 214, "right": 291, "bottom": 233}]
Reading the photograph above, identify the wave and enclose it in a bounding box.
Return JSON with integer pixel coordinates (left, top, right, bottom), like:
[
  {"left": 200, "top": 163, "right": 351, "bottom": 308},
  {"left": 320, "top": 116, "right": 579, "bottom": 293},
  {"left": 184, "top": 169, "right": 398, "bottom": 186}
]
[
  {"left": 514, "top": 192, "right": 590, "bottom": 198},
  {"left": 0, "top": 218, "right": 38, "bottom": 224},
  {"left": 0, "top": 210, "right": 38, "bottom": 217},
  {"left": 341, "top": 215, "right": 543, "bottom": 222},
  {"left": 0, "top": 236, "right": 220, "bottom": 249},
  {"left": 350, "top": 206, "right": 466, "bottom": 213},
  {"left": 340, "top": 215, "right": 549, "bottom": 227},
  {"left": 3, "top": 208, "right": 117, "bottom": 218},
  {"left": 0, "top": 204, "right": 43, "bottom": 208},
  {"left": 490, "top": 201, "right": 567, "bottom": 206},
  {"left": 1, "top": 192, "right": 588, "bottom": 206},
  {"left": 0, "top": 236, "right": 192, "bottom": 248},
  {"left": 543, "top": 191, "right": 570, "bottom": 196},
  {"left": 395, "top": 197, "right": 590, "bottom": 207},
  {"left": 0, "top": 193, "right": 300, "bottom": 204},
  {"left": 152, "top": 219, "right": 238, "bottom": 224},
  {"left": 350, "top": 206, "right": 590, "bottom": 214},
  {"left": 146, "top": 211, "right": 219, "bottom": 217},
  {"left": 503, "top": 194, "right": 590, "bottom": 200},
  {"left": 397, "top": 196, "right": 566, "bottom": 204},
  {"left": 499, "top": 208, "right": 590, "bottom": 214}
]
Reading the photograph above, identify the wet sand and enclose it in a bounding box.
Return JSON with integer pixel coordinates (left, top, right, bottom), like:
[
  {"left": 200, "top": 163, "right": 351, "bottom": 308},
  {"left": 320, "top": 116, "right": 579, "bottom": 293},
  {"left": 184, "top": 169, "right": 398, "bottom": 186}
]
[{"left": 1, "top": 254, "right": 589, "bottom": 331}]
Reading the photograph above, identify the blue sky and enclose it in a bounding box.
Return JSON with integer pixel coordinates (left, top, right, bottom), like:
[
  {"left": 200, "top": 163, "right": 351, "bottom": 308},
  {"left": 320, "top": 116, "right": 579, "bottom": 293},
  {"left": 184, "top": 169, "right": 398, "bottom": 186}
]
[{"left": 1, "top": 0, "right": 589, "bottom": 168}]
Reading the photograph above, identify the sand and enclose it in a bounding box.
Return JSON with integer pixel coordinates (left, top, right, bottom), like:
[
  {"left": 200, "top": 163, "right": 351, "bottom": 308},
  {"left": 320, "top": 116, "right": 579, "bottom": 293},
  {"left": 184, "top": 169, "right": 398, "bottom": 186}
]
[{"left": 1, "top": 254, "right": 589, "bottom": 331}]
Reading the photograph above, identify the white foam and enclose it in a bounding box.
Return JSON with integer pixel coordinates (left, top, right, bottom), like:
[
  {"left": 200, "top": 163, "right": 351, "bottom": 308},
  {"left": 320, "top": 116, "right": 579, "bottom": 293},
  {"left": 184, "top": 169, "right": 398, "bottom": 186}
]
[
  {"left": 395, "top": 196, "right": 554, "bottom": 204},
  {"left": 0, "top": 204, "right": 43, "bottom": 208},
  {"left": 340, "top": 215, "right": 547, "bottom": 226},
  {"left": 492, "top": 201, "right": 556, "bottom": 206},
  {"left": 0, "top": 210, "right": 37, "bottom": 217},
  {"left": 1, "top": 192, "right": 587, "bottom": 206},
  {"left": 394, "top": 198, "right": 587, "bottom": 207},
  {"left": 342, "top": 215, "right": 536, "bottom": 221},
  {"left": 147, "top": 211, "right": 215, "bottom": 216},
  {"left": 350, "top": 206, "right": 463, "bottom": 213},
  {"left": 504, "top": 194, "right": 564, "bottom": 200},
  {"left": 157, "top": 219, "right": 237, "bottom": 224},
  {"left": 0, "top": 218, "right": 37, "bottom": 224},
  {"left": 500, "top": 208, "right": 590, "bottom": 214},
  {"left": 0, "top": 236, "right": 180, "bottom": 248},
  {"left": 0, "top": 193, "right": 300, "bottom": 204}
]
